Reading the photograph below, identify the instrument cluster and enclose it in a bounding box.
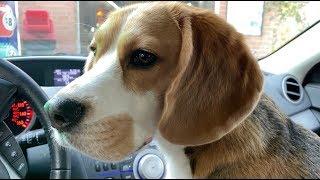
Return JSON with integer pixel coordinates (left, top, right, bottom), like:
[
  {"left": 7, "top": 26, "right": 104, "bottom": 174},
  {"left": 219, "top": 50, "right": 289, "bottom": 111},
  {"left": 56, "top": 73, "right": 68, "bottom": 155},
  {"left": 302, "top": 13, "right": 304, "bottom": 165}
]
[{"left": 4, "top": 99, "right": 35, "bottom": 136}]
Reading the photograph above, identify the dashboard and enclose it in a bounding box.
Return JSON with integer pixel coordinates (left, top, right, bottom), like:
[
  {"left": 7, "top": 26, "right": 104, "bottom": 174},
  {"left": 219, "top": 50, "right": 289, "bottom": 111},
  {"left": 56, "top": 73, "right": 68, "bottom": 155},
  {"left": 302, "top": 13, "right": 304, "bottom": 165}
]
[
  {"left": 4, "top": 57, "right": 86, "bottom": 139},
  {"left": 6, "top": 56, "right": 320, "bottom": 138},
  {"left": 3, "top": 56, "right": 320, "bottom": 178},
  {"left": 8, "top": 57, "right": 85, "bottom": 87},
  {"left": 4, "top": 99, "right": 35, "bottom": 136},
  {"left": 263, "top": 72, "right": 320, "bottom": 133}
]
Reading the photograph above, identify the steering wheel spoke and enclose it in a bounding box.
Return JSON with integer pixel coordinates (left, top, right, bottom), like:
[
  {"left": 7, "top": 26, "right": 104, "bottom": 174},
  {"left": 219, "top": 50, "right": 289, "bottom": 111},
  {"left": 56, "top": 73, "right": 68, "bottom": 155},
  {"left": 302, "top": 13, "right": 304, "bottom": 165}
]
[{"left": 0, "top": 79, "right": 16, "bottom": 121}]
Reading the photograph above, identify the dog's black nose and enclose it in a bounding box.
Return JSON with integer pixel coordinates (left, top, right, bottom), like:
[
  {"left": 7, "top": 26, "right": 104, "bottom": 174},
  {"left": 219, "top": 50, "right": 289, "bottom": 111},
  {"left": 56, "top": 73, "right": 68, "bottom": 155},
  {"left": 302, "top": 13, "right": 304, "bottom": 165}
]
[{"left": 45, "top": 99, "right": 86, "bottom": 129}]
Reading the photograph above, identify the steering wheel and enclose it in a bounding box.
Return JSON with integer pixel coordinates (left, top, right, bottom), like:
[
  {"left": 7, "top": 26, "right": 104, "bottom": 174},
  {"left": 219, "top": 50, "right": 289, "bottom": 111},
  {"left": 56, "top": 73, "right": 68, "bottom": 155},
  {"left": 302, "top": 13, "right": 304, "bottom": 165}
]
[{"left": 0, "top": 59, "right": 71, "bottom": 179}]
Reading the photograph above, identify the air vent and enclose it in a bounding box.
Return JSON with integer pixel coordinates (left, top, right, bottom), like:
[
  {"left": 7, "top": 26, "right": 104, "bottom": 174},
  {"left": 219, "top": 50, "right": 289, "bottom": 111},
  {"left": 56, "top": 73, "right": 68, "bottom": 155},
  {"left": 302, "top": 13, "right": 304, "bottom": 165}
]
[{"left": 282, "top": 75, "right": 303, "bottom": 103}]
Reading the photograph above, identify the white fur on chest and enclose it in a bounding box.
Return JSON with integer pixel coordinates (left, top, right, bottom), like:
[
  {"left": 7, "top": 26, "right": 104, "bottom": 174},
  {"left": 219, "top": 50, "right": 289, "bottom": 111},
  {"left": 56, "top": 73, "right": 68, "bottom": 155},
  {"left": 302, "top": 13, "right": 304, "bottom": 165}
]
[{"left": 150, "top": 132, "right": 193, "bottom": 179}]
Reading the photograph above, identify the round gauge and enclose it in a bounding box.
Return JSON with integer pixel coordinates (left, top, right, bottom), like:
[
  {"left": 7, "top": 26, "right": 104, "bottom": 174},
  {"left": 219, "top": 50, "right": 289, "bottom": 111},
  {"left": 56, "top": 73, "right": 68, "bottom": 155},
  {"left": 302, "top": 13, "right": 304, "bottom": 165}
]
[{"left": 4, "top": 100, "right": 35, "bottom": 136}]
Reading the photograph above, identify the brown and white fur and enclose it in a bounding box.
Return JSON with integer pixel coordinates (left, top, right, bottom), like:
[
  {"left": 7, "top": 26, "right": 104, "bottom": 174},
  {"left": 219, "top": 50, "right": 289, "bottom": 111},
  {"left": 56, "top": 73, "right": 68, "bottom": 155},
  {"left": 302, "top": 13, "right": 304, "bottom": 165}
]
[{"left": 46, "top": 2, "right": 320, "bottom": 178}]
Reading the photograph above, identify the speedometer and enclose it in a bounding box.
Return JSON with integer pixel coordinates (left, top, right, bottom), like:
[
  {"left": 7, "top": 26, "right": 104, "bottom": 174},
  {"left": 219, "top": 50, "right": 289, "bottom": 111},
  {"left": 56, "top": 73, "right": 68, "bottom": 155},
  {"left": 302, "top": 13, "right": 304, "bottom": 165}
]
[{"left": 4, "top": 100, "right": 35, "bottom": 136}]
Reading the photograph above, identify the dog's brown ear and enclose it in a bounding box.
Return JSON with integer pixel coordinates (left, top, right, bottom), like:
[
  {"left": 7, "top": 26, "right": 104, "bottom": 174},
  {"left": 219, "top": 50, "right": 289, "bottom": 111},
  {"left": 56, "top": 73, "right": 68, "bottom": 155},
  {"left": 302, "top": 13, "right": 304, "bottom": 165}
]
[{"left": 158, "top": 4, "right": 264, "bottom": 146}]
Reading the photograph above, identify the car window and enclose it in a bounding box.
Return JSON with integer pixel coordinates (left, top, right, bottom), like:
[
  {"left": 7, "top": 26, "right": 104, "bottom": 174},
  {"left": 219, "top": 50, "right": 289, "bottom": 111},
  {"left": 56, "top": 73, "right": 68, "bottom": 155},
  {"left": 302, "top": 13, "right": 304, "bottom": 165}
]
[{"left": 0, "top": 1, "right": 319, "bottom": 59}]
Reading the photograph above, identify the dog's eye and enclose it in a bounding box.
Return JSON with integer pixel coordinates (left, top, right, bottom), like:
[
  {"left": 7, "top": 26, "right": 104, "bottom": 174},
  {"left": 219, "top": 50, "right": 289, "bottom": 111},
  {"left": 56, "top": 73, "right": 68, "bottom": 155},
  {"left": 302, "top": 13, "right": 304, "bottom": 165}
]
[
  {"left": 129, "top": 50, "right": 157, "bottom": 68},
  {"left": 89, "top": 46, "right": 96, "bottom": 56}
]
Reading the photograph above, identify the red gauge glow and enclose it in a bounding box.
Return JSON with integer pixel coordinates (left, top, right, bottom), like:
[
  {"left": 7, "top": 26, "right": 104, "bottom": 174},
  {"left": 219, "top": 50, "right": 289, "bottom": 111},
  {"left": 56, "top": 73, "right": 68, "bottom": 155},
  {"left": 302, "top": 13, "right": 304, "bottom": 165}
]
[{"left": 10, "top": 101, "right": 33, "bottom": 129}]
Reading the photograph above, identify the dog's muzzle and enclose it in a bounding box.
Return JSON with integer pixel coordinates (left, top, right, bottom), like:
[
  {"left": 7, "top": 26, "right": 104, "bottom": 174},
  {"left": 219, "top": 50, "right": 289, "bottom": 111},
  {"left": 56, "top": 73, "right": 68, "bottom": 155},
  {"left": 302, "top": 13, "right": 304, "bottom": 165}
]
[{"left": 44, "top": 98, "right": 86, "bottom": 129}]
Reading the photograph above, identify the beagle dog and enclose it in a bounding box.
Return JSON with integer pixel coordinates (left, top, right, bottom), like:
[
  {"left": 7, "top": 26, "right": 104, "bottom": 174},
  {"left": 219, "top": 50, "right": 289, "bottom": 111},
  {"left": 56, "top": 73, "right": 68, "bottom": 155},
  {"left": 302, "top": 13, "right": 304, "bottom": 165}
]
[{"left": 45, "top": 2, "right": 320, "bottom": 178}]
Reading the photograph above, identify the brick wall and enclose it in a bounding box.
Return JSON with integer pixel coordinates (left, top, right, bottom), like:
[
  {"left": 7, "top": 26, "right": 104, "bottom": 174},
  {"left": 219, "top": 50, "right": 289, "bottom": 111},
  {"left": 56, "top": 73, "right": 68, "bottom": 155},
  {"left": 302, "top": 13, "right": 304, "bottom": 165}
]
[
  {"left": 18, "top": 1, "right": 78, "bottom": 55},
  {"left": 219, "top": 1, "right": 228, "bottom": 20}
]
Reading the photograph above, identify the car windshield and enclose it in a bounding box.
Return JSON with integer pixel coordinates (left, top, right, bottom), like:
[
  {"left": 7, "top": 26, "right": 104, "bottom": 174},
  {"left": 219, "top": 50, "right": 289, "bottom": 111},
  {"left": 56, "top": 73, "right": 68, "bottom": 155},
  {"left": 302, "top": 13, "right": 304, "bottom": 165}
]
[{"left": 1, "top": 1, "right": 319, "bottom": 59}]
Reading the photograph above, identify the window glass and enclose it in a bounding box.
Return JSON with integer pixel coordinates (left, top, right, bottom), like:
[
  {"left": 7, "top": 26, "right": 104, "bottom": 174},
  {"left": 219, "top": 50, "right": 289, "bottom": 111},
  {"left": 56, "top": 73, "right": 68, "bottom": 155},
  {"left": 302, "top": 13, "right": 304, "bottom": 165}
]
[{"left": 0, "top": 1, "right": 319, "bottom": 59}]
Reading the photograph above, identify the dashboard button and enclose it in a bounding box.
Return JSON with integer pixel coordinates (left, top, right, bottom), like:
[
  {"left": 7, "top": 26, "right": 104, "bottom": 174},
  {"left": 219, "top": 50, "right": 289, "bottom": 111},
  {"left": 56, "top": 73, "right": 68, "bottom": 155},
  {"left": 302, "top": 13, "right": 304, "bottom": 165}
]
[
  {"left": 0, "top": 136, "right": 22, "bottom": 163},
  {"left": 95, "top": 162, "right": 101, "bottom": 172},
  {"left": 10, "top": 151, "right": 17, "bottom": 158},
  {"left": 121, "top": 164, "right": 132, "bottom": 171},
  {"left": 103, "top": 163, "right": 109, "bottom": 171},
  {"left": 0, "top": 123, "right": 12, "bottom": 142},
  {"left": 110, "top": 163, "right": 117, "bottom": 170},
  {"left": 12, "top": 156, "right": 28, "bottom": 177},
  {"left": 4, "top": 141, "right": 11, "bottom": 147}
]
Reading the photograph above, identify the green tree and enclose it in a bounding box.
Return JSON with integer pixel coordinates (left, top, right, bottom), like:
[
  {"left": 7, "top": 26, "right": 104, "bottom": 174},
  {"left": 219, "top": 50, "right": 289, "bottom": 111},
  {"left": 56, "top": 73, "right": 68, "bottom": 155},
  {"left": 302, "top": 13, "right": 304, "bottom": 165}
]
[{"left": 265, "top": 1, "right": 308, "bottom": 50}]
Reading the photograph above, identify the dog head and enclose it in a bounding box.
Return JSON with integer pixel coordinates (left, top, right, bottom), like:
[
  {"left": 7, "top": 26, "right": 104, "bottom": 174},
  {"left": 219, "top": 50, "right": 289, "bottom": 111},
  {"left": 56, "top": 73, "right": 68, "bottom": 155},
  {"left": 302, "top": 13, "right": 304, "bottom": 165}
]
[{"left": 45, "top": 2, "right": 263, "bottom": 162}]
